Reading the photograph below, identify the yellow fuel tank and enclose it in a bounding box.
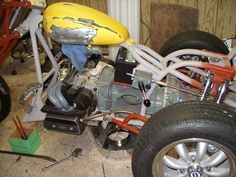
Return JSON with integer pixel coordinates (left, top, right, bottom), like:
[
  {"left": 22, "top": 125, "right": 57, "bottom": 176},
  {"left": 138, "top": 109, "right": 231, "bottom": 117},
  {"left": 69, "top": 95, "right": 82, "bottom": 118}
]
[{"left": 43, "top": 2, "right": 129, "bottom": 45}]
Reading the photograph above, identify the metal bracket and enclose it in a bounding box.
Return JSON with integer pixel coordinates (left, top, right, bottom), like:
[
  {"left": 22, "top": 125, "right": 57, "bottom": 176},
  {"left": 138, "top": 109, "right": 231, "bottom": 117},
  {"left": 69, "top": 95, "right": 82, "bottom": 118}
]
[{"left": 23, "top": 14, "right": 60, "bottom": 122}]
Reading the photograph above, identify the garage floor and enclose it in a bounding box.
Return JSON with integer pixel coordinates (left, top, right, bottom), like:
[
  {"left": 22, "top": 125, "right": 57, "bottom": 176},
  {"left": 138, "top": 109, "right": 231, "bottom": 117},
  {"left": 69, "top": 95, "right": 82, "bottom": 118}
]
[{"left": 0, "top": 58, "right": 133, "bottom": 177}]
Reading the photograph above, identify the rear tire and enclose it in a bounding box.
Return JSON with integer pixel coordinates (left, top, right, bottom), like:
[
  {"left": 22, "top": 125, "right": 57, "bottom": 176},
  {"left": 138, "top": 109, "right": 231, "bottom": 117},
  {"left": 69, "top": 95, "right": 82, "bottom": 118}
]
[
  {"left": 0, "top": 75, "right": 11, "bottom": 122},
  {"left": 132, "top": 101, "right": 236, "bottom": 177},
  {"left": 159, "top": 30, "right": 229, "bottom": 56}
]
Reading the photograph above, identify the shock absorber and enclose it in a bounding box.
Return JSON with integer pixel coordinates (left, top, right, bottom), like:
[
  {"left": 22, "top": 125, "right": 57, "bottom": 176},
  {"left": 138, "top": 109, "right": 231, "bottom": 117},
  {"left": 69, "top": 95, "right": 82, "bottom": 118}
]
[
  {"left": 199, "top": 74, "right": 214, "bottom": 101},
  {"left": 215, "top": 80, "right": 230, "bottom": 104},
  {"left": 9, "top": 7, "right": 29, "bottom": 32}
]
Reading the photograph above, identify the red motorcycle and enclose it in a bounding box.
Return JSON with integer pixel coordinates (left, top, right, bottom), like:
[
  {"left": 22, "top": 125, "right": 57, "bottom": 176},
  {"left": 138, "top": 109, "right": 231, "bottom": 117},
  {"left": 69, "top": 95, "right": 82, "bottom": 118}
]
[
  {"left": 0, "top": 0, "right": 31, "bottom": 121},
  {"left": 0, "top": 0, "right": 31, "bottom": 64}
]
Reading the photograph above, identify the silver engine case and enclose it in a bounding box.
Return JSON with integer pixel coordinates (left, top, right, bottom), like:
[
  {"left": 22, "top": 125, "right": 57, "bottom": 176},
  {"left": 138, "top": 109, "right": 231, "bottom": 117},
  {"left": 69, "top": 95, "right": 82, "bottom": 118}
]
[{"left": 66, "top": 61, "right": 192, "bottom": 115}]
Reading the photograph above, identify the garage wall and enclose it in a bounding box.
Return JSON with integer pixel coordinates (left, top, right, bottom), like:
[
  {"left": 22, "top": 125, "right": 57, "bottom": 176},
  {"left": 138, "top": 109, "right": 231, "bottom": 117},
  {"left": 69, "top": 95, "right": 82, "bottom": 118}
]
[
  {"left": 141, "top": 0, "right": 236, "bottom": 45},
  {"left": 46, "top": 0, "right": 236, "bottom": 46}
]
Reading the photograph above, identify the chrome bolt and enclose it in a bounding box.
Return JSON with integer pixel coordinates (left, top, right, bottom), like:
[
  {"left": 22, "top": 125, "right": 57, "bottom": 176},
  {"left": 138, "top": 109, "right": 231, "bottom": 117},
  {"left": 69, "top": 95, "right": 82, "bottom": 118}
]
[{"left": 208, "top": 144, "right": 218, "bottom": 154}]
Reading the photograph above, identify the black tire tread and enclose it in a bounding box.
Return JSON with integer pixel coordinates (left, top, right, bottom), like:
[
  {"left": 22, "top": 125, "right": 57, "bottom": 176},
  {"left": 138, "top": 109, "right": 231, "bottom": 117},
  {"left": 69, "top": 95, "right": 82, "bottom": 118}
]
[
  {"left": 0, "top": 75, "right": 11, "bottom": 122},
  {"left": 159, "top": 30, "right": 229, "bottom": 56}
]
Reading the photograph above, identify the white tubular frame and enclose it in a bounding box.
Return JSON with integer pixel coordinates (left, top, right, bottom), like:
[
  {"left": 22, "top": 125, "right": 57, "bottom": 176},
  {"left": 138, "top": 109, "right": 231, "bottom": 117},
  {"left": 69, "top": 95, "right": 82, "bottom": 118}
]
[
  {"left": 22, "top": 14, "right": 61, "bottom": 122},
  {"left": 22, "top": 13, "right": 235, "bottom": 122},
  {"left": 122, "top": 43, "right": 236, "bottom": 115}
]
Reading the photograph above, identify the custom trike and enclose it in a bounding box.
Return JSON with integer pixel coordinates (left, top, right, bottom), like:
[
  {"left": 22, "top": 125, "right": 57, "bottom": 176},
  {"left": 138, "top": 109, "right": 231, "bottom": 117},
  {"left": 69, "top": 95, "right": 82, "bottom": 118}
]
[{"left": 14, "top": 2, "right": 236, "bottom": 177}]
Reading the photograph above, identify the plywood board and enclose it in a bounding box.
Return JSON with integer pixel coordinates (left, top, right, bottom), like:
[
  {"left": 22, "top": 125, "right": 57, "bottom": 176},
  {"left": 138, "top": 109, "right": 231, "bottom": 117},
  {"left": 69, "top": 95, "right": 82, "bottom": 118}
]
[
  {"left": 150, "top": 3, "right": 198, "bottom": 52},
  {"left": 141, "top": 0, "right": 236, "bottom": 46},
  {"left": 140, "top": 0, "right": 199, "bottom": 45}
]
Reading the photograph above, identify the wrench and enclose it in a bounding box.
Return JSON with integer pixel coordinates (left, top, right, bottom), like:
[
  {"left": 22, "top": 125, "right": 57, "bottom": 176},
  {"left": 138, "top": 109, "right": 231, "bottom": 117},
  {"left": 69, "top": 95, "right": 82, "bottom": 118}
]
[{"left": 42, "top": 148, "right": 82, "bottom": 171}]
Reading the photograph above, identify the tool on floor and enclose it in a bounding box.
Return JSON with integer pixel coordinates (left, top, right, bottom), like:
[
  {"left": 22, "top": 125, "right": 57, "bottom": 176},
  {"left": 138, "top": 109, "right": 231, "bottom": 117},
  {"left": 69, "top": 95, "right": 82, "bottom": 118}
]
[
  {"left": 42, "top": 148, "right": 82, "bottom": 171},
  {"left": 0, "top": 150, "right": 56, "bottom": 162},
  {"left": 12, "top": 115, "right": 28, "bottom": 140}
]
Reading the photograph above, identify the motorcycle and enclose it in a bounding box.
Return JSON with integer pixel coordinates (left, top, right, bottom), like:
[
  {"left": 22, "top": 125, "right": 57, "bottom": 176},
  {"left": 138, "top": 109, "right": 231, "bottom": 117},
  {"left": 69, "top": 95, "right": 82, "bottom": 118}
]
[
  {"left": 8, "top": 2, "right": 236, "bottom": 177},
  {"left": 0, "top": 0, "right": 27, "bottom": 122},
  {"left": 0, "top": 0, "right": 32, "bottom": 65}
]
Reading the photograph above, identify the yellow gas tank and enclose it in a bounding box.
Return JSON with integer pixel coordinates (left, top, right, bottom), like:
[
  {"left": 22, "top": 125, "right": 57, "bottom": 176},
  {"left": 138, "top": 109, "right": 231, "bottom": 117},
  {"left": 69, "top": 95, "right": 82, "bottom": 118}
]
[{"left": 43, "top": 2, "right": 129, "bottom": 45}]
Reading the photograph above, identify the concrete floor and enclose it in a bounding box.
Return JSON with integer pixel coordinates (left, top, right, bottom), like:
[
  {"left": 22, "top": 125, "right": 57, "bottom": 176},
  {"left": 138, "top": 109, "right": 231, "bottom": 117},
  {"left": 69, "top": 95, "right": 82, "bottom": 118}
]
[{"left": 0, "top": 58, "right": 133, "bottom": 177}]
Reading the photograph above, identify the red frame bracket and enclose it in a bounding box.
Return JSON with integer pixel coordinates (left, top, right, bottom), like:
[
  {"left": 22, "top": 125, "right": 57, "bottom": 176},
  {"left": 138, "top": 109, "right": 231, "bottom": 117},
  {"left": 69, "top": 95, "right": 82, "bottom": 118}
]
[{"left": 112, "top": 114, "right": 148, "bottom": 134}]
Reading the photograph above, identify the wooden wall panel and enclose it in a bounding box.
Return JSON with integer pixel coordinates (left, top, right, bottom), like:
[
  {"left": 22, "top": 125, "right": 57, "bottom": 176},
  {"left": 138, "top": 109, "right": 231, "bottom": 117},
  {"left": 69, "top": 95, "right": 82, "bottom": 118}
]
[
  {"left": 198, "top": 0, "right": 218, "bottom": 34},
  {"left": 140, "top": 0, "right": 236, "bottom": 46},
  {"left": 140, "top": 0, "right": 152, "bottom": 45},
  {"left": 215, "top": 0, "right": 236, "bottom": 39}
]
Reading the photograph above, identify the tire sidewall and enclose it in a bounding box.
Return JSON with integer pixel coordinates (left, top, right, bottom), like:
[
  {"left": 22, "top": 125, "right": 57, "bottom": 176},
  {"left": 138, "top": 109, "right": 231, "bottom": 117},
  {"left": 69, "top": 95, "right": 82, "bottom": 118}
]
[
  {"left": 134, "top": 127, "right": 236, "bottom": 177},
  {"left": 0, "top": 75, "right": 11, "bottom": 122},
  {"left": 132, "top": 101, "right": 236, "bottom": 177},
  {"left": 159, "top": 30, "right": 229, "bottom": 56}
]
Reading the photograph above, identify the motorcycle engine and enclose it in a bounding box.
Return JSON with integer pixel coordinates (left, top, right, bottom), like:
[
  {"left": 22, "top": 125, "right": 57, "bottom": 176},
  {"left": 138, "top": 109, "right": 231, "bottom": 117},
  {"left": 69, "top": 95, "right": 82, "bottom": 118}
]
[{"left": 43, "top": 47, "right": 192, "bottom": 134}]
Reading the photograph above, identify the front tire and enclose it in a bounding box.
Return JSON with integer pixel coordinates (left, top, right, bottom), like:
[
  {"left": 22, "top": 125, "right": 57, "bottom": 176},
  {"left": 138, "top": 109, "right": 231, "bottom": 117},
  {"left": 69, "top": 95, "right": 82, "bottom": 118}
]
[
  {"left": 132, "top": 101, "right": 236, "bottom": 177},
  {"left": 0, "top": 75, "right": 11, "bottom": 122}
]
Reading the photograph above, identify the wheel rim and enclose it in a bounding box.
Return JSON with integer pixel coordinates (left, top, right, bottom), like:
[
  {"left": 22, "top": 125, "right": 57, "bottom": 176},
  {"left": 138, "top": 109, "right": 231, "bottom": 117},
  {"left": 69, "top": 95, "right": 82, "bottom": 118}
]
[{"left": 152, "top": 138, "right": 236, "bottom": 177}]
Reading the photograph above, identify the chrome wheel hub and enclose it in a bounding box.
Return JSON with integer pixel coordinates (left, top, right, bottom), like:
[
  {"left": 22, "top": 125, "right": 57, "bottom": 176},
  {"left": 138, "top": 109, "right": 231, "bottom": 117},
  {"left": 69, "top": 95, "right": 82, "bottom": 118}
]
[
  {"left": 152, "top": 138, "right": 236, "bottom": 177},
  {"left": 188, "top": 165, "right": 203, "bottom": 177}
]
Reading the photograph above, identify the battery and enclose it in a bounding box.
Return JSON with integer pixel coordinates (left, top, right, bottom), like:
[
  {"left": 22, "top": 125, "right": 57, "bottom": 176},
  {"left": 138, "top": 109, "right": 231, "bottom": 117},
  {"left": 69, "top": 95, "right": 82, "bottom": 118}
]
[{"left": 114, "top": 47, "right": 137, "bottom": 84}]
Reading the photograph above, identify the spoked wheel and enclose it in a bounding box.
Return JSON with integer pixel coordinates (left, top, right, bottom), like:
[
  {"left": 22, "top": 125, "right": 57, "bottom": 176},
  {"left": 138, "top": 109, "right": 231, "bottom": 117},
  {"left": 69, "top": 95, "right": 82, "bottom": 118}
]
[{"left": 132, "top": 101, "right": 236, "bottom": 177}]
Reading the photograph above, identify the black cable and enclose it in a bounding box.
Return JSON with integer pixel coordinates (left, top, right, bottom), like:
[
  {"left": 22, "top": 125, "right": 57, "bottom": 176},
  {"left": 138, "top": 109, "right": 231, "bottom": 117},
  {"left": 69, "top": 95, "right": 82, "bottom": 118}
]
[
  {"left": 223, "top": 37, "right": 236, "bottom": 41},
  {"left": 140, "top": 19, "right": 151, "bottom": 45},
  {"left": 0, "top": 150, "right": 57, "bottom": 162},
  {"left": 223, "top": 37, "right": 236, "bottom": 48}
]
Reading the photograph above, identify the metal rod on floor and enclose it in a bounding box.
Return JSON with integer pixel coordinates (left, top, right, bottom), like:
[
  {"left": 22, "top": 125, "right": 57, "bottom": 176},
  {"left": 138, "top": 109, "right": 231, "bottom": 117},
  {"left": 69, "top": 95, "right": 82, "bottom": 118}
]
[{"left": 0, "top": 150, "right": 57, "bottom": 162}]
